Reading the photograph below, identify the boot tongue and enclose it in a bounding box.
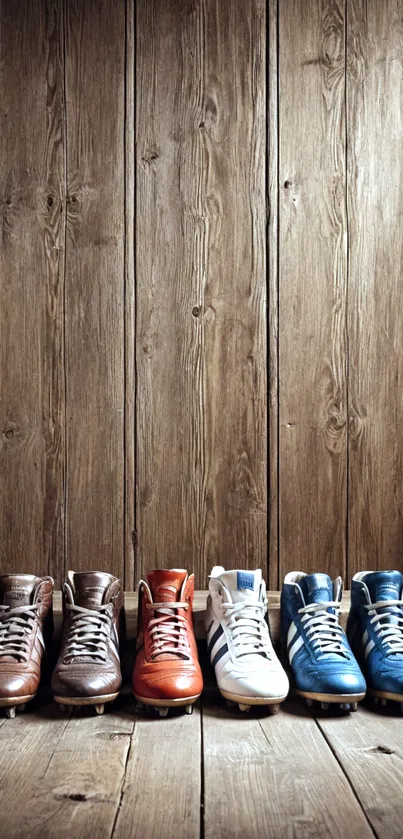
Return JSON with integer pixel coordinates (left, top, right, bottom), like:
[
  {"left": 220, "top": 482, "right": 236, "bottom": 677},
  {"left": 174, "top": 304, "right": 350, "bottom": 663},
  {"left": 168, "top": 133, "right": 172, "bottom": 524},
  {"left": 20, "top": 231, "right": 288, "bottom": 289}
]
[
  {"left": 218, "top": 569, "right": 262, "bottom": 603},
  {"left": 300, "top": 573, "right": 334, "bottom": 606},
  {"left": 146, "top": 570, "right": 188, "bottom": 662},
  {"left": 363, "top": 571, "right": 403, "bottom": 646},
  {"left": 0, "top": 575, "right": 40, "bottom": 609},
  {"left": 147, "top": 569, "right": 188, "bottom": 603},
  {"left": 72, "top": 572, "right": 115, "bottom": 608},
  {"left": 364, "top": 570, "right": 403, "bottom": 604}
]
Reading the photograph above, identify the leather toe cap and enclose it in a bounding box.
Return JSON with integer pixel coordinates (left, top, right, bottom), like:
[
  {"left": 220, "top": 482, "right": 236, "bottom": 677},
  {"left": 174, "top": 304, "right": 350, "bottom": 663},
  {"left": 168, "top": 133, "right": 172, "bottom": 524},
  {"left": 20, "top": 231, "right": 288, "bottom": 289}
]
[
  {"left": 133, "top": 664, "right": 203, "bottom": 702},
  {"left": 301, "top": 668, "right": 366, "bottom": 697},
  {"left": 0, "top": 671, "right": 38, "bottom": 699},
  {"left": 51, "top": 667, "right": 121, "bottom": 698}
]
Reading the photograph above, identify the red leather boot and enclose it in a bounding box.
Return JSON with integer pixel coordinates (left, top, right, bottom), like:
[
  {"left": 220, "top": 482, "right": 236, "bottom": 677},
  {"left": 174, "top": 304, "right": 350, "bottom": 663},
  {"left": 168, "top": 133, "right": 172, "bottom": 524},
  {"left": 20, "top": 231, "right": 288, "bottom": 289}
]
[{"left": 132, "top": 569, "right": 203, "bottom": 716}]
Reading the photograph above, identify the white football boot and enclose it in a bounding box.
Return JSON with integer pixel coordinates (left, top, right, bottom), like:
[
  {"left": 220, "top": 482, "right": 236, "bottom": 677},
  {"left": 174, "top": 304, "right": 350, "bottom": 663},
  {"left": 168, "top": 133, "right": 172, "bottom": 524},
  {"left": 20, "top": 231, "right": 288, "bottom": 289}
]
[{"left": 205, "top": 567, "right": 289, "bottom": 713}]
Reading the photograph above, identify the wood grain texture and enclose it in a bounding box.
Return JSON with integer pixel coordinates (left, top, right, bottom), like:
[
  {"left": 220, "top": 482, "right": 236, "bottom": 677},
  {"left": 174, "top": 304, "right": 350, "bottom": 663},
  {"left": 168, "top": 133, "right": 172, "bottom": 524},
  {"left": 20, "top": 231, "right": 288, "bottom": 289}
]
[
  {"left": 0, "top": 711, "right": 69, "bottom": 838},
  {"left": 347, "top": 0, "right": 403, "bottom": 577},
  {"left": 317, "top": 704, "right": 403, "bottom": 838},
  {"left": 201, "top": 0, "right": 267, "bottom": 579},
  {"left": 114, "top": 709, "right": 201, "bottom": 839},
  {"left": 203, "top": 700, "right": 374, "bottom": 838},
  {"left": 0, "top": 706, "right": 133, "bottom": 838},
  {"left": 4, "top": 0, "right": 403, "bottom": 588},
  {"left": 124, "top": 0, "right": 136, "bottom": 589},
  {"left": 0, "top": 0, "right": 65, "bottom": 577},
  {"left": 64, "top": 0, "right": 126, "bottom": 579},
  {"left": 5, "top": 701, "right": 403, "bottom": 839},
  {"left": 268, "top": 0, "right": 279, "bottom": 589},
  {"left": 278, "top": 0, "right": 348, "bottom": 581},
  {"left": 135, "top": 0, "right": 206, "bottom": 583},
  {"left": 135, "top": 0, "right": 266, "bottom": 588}
]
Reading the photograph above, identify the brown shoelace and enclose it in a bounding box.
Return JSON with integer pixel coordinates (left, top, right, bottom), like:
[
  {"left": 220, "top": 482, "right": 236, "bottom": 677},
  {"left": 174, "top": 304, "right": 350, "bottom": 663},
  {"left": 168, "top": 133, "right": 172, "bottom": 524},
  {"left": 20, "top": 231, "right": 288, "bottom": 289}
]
[
  {"left": 0, "top": 604, "right": 39, "bottom": 661},
  {"left": 63, "top": 603, "right": 113, "bottom": 663}
]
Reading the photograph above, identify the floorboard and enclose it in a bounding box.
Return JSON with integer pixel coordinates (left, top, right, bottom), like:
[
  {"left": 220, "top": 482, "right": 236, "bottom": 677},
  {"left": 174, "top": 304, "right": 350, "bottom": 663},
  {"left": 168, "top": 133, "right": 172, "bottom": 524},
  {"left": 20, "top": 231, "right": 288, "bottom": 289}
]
[
  {"left": 0, "top": 698, "right": 402, "bottom": 837},
  {"left": 203, "top": 697, "right": 374, "bottom": 839},
  {"left": 0, "top": 698, "right": 133, "bottom": 839},
  {"left": 0, "top": 616, "right": 402, "bottom": 839},
  {"left": 317, "top": 703, "right": 403, "bottom": 838},
  {"left": 113, "top": 706, "right": 201, "bottom": 839}
]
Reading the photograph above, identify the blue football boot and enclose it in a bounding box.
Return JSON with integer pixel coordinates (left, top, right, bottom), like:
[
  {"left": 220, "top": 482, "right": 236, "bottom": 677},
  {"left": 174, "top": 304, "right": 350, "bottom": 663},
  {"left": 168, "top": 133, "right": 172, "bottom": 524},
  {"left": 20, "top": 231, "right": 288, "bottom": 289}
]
[
  {"left": 347, "top": 570, "right": 403, "bottom": 709},
  {"left": 281, "top": 572, "right": 366, "bottom": 710}
]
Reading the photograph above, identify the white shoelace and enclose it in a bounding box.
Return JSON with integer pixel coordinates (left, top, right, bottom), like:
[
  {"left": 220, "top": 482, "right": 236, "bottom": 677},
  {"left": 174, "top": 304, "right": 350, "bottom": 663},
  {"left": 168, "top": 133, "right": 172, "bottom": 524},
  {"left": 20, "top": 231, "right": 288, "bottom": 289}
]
[
  {"left": 298, "top": 601, "right": 348, "bottom": 658},
  {"left": 221, "top": 601, "right": 272, "bottom": 658},
  {"left": 64, "top": 603, "right": 113, "bottom": 663},
  {"left": 146, "top": 601, "right": 190, "bottom": 660},
  {"left": 364, "top": 599, "right": 403, "bottom": 654},
  {"left": 0, "top": 604, "right": 39, "bottom": 661}
]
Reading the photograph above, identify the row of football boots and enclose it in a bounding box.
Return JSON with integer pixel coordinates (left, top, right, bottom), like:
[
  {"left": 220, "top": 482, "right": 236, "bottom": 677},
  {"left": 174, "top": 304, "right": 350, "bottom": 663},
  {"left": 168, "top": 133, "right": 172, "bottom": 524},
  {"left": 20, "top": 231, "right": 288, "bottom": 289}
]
[
  {"left": 0, "top": 568, "right": 203, "bottom": 718},
  {"left": 0, "top": 571, "right": 124, "bottom": 717},
  {"left": 1, "top": 567, "right": 403, "bottom": 717},
  {"left": 207, "top": 567, "right": 403, "bottom": 713}
]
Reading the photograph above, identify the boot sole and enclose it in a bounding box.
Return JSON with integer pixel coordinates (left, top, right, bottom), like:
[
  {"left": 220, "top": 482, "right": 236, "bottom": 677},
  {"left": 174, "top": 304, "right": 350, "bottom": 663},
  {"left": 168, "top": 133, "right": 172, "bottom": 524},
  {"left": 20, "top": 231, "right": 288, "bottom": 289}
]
[
  {"left": 53, "top": 692, "right": 119, "bottom": 707},
  {"left": 368, "top": 688, "right": 403, "bottom": 702},
  {"left": 296, "top": 690, "right": 366, "bottom": 703},
  {"left": 220, "top": 689, "right": 288, "bottom": 706},
  {"left": 133, "top": 692, "right": 201, "bottom": 708},
  {"left": 0, "top": 694, "right": 35, "bottom": 708}
]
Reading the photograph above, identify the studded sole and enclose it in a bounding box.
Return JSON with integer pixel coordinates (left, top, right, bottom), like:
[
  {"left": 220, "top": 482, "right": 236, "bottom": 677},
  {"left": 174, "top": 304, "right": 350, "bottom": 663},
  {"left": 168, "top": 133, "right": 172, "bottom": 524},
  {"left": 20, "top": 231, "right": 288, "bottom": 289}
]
[
  {"left": 296, "top": 690, "right": 366, "bottom": 704},
  {"left": 133, "top": 693, "right": 201, "bottom": 708},
  {"left": 0, "top": 694, "right": 35, "bottom": 708},
  {"left": 368, "top": 688, "right": 403, "bottom": 703},
  {"left": 220, "top": 689, "right": 288, "bottom": 706},
  {"left": 53, "top": 692, "right": 119, "bottom": 707}
]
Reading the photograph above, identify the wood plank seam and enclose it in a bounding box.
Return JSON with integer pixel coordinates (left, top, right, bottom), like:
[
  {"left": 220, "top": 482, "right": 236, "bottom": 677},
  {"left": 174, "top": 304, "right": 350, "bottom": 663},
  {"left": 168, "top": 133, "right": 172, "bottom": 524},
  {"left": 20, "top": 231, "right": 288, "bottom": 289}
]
[
  {"left": 344, "top": 0, "right": 351, "bottom": 586},
  {"left": 199, "top": 703, "right": 205, "bottom": 839},
  {"left": 124, "top": 0, "right": 136, "bottom": 590},
  {"left": 110, "top": 719, "right": 136, "bottom": 839},
  {"left": 267, "top": 0, "right": 280, "bottom": 590},
  {"left": 313, "top": 715, "right": 377, "bottom": 838},
  {"left": 62, "top": 0, "right": 69, "bottom": 584},
  {"left": 40, "top": 716, "right": 72, "bottom": 780}
]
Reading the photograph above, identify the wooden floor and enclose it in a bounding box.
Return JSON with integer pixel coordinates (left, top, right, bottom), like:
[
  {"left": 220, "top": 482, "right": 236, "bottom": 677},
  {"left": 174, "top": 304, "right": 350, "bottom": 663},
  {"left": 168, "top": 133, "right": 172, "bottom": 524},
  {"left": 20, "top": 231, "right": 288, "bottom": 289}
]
[
  {"left": 1, "top": 595, "right": 403, "bottom": 838},
  {"left": 2, "top": 676, "right": 403, "bottom": 837}
]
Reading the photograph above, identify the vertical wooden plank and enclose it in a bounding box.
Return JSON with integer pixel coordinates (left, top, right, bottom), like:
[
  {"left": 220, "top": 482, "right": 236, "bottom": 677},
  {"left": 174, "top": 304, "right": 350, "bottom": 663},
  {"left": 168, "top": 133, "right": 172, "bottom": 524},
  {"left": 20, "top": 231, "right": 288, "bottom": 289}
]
[
  {"left": 136, "top": 0, "right": 266, "bottom": 587},
  {"left": 114, "top": 711, "right": 201, "bottom": 839},
  {"left": 135, "top": 0, "right": 205, "bottom": 583},
  {"left": 0, "top": 710, "right": 134, "bottom": 838},
  {"left": 268, "top": 0, "right": 279, "bottom": 589},
  {"left": 278, "top": 0, "right": 347, "bottom": 580},
  {"left": 317, "top": 707, "right": 403, "bottom": 838},
  {"left": 0, "top": 0, "right": 65, "bottom": 578},
  {"left": 202, "top": 0, "right": 267, "bottom": 580},
  {"left": 203, "top": 700, "right": 374, "bottom": 838},
  {"left": 347, "top": 0, "right": 403, "bottom": 576},
  {"left": 64, "top": 0, "right": 125, "bottom": 578},
  {"left": 124, "top": 0, "right": 136, "bottom": 589}
]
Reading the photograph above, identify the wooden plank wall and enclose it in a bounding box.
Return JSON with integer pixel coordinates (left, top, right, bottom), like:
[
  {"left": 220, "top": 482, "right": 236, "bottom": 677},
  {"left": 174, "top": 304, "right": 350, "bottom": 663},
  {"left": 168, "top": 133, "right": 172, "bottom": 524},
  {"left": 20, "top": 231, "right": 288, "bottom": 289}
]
[
  {"left": 0, "top": 0, "right": 402, "bottom": 588},
  {"left": 135, "top": 0, "right": 266, "bottom": 584}
]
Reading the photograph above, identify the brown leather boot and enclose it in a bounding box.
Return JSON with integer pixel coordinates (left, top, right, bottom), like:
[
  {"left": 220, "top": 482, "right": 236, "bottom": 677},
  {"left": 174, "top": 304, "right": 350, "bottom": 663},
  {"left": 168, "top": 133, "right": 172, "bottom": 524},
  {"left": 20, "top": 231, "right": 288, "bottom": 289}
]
[
  {"left": 0, "top": 574, "right": 54, "bottom": 718},
  {"left": 51, "top": 571, "right": 124, "bottom": 715},
  {"left": 132, "top": 569, "right": 203, "bottom": 716}
]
